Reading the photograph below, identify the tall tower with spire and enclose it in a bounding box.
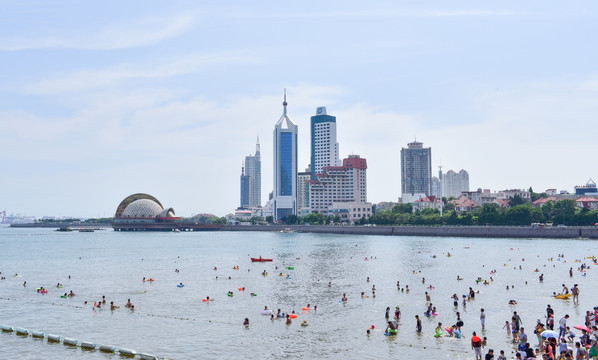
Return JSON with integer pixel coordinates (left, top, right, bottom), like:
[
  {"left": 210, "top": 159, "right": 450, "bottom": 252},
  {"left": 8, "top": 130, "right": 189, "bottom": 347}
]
[{"left": 273, "top": 89, "right": 298, "bottom": 221}]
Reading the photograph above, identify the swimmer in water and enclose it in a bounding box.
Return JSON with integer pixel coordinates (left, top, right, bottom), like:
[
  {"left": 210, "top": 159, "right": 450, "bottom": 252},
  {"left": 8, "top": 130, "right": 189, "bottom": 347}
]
[
  {"left": 243, "top": 318, "right": 249, "bottom": 325},
  {"left": 385, "top": 321, "right": 397, "bottom": 333},
  {"left": 341, "top": 293, "right": 348, "bottom": 302}
]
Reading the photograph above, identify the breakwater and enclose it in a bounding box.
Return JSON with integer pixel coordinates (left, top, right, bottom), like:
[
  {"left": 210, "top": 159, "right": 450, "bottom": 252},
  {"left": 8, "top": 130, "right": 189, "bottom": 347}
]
[{"left": 222, "top": 224, "right": 598, "bottom": 239}]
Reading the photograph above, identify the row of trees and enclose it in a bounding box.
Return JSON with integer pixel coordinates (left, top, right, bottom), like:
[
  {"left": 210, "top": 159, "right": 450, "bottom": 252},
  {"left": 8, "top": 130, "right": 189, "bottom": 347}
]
[
  {"left": 268, "top": 198, "right": 597, "bottom": 227},
  {"left": 368, "top": 199, "right": 598, "bottom": 226}
]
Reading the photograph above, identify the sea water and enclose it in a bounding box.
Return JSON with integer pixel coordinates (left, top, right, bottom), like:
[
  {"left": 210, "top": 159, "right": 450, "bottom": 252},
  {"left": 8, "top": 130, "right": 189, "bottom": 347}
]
[{"left": 0, "top": 227, "right": 596, "bottom": 359}]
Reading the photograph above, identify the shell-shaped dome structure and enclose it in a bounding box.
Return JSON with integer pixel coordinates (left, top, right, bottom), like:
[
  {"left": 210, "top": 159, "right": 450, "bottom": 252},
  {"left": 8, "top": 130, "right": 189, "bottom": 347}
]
[
  {"left": 159, "top": 208, "right": 176, "bottom": 218},
  {"left": 121, "top": 199, "right": 164, "bottom": 218},
  {"left": 115, "top": 193, "right": 163, "bottom": 217}
]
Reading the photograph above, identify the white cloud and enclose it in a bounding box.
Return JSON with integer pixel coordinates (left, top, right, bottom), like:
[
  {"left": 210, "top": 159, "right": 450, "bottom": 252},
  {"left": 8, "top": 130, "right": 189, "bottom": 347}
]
[
  {"left": 0, "top": 14, "right": 195, "bottom": 51},
  {"left": 19, "top": 52, "right": 261, "bottom": 95}
]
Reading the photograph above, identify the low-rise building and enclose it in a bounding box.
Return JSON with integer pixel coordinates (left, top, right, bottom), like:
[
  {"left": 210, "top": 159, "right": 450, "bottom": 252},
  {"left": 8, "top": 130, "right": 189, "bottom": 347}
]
[
  {"left": 576, "top": 196, "right": 598, "bottom": 210},
  {"left": 531, "top": 197, "right": 558, "bottom": 208},
  {"left": 413, "top": 196, "right": 442, "bottom": 212},
  {"left": 450, "top": 195, "right": 477, "bottom": 213},
  {"left": 328, "top": 202, "right": 373, "bottom": 223}
]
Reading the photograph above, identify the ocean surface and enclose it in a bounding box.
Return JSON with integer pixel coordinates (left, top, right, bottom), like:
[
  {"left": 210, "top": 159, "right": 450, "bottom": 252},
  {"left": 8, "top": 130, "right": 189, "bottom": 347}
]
[{"left": 0, "top": 227, "right": 596, "bottom": 359}]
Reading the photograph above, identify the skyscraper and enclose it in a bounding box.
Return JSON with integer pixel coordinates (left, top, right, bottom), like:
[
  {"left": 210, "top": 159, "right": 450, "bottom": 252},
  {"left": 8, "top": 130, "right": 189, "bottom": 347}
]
[
  {"left": 400, "top": 141, "right": 432, "bottom": 200},
  {"left": 297, "top": 166, "right": 311, "bottom": 211},
  {"left": 310, "top": 107, "right": 340, "bottom": 179},
  {"left": 273, "top": 91, "right": 298, "bottom": 221},
  {"left": 243, "top": 138, "right": 261, "bottom": 207},
  {"left": 442, "top": 169, "right": 470, "bottom": 198},
  {"left": 239, "top": 166, "right": 250, "bottom": 209}
]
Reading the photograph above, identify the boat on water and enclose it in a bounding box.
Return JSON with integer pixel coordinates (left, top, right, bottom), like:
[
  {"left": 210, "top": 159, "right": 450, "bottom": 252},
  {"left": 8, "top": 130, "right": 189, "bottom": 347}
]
[
  {"left": 280, "top": 228, "right": 294, "bottom": 233},
  {"left": 251, "top": 257, "right": 273, "bottom": 262}
]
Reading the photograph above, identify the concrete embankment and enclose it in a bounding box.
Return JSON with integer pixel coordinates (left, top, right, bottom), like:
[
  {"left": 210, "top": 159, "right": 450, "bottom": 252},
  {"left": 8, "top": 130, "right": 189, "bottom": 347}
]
[{"left": 222, "top": 224, "right": 598, "bottom": 239}]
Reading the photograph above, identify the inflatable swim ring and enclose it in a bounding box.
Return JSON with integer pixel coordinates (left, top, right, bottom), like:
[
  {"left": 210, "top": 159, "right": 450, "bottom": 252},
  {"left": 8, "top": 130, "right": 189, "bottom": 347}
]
[
  {"left": 238, "top": 287, "right": 244, "bottom": 291},
  {"left": 177, "top": 284, "right": 184, "bottom": 288},
  {"left": 286, "top": 267, "right": 294, "bottom": 270},
  {"left": 434, "top": 332, "right": 443, "bottom": 338},
  {"left": 289, "top": 314, "right": 298, "bottom": 319},
  {"left": 302, "top": 307, "right": 310, "bottom": 311},
  {"left": 384, "top": 329, "right": 398, "bottom": 336},
  {"left": 60, "top": 295, "right": 66, "bottom": 298},
  {"left": 260, "top": 309, "right": 272, "bottom": 315}
]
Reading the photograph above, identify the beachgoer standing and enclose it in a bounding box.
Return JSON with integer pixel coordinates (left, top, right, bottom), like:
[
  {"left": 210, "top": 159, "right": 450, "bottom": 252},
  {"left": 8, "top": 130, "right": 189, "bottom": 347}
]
[
  {"left": 472, "top": 331, "right": 483, "bottom": 360},
  {"left": 456, "top": 312, "right": 464, "bottom": 331},
  {"left": 546, "top": 304, "right": 554, "bottom": 328},
  {"left": 519, "top": 327, "right": 528, "bottom": 348},
  {"left": 415, "top": 315, "right": 422, "bottom": 333},
  {"left": 558, "top": 314, "right": 569, "bottom": 339},
  {"left": 572, "top": 284, "right": 580, "bottom": 304},
  {"left": 480, "top": 308, "right": 486, "bottom": 330}
]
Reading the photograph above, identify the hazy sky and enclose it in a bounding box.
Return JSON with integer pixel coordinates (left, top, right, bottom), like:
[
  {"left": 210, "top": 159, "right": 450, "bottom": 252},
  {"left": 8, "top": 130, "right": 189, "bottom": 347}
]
[{"left": 1, "top": 1, "right": 597, "bottom": 218}]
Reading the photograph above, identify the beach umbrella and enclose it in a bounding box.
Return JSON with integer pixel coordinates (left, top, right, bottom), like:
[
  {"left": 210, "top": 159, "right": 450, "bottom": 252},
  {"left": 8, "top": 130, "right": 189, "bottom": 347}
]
[
  {"left": 574, "top": 325, "right": 591, "bottom": 332},
  {"left": 541, "top": 330, "right": 558, "bottom": 338}
]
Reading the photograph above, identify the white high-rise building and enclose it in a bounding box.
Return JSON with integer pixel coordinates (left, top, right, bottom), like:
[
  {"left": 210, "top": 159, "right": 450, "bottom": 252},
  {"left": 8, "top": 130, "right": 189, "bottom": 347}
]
[
  {"left": 310, "top": 107, "right": 340, "bottom": 179},
  {"left": 243, "top": 138, "right": 261, "bottom": 207},
  {"left": 442, "top": 169, "right": 470, "bottom": 198},
  {"left": 273, "top": 91, "right": 298, "bottom": 221},
  {"left": 309, "top": 155, "right": 368, "bottom": 216}
]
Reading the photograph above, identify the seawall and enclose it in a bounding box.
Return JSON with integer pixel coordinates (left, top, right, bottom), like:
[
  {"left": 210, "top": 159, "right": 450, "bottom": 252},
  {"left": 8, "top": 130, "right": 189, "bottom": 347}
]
[{"left": 222, "top": 224, "right": 598, "bottom": 239}]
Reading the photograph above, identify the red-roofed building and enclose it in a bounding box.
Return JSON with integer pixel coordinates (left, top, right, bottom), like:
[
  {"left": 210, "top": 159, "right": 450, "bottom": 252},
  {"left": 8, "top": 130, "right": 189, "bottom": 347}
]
[
  {"left": 576, "top": 197, "right": 598, "bottom": 210},
  {"left": 531, "top": 197, "right": 558, "bottom": 208},
  {"left": 413, "top": 195, "right": 442, "bottom": 212},
  {"left": 449, "top": 195, "right": 477, "bottom": 213},
  {"left": 309, "top": 155, "right": 371, "bottom": 220}
]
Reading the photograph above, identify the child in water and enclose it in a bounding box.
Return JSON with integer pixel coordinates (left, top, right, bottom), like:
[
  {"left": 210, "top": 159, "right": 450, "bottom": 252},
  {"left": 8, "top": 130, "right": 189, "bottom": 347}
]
[{"left": 503, "top": 320, "right": 511, "bottom": 335}]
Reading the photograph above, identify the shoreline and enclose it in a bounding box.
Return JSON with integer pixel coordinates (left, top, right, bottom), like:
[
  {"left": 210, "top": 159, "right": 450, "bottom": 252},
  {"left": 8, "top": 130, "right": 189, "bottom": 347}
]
[
  {"left": 221, "top": 224, "right": 598, "bottom": 239},
  {"left": 9, "top": 222, "right": 598, "bottom": 239}
]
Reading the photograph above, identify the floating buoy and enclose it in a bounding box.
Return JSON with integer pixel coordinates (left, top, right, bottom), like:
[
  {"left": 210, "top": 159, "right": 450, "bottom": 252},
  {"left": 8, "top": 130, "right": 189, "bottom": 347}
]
[
  {"left": 119, "top": 348, "right": 137, "bottom": 357},
  {"left": 80, "top": 341, "right": 95, "bottom": 349},
  {"left": 99, "top": 344, "right": 116, "bottom": 353},
  {"left": 140, "top": 354, "right": 158, "bottom": 360},
  {"left": 31, "top": 331, "right": 45, "bottom": 338},
  {"left": 47, "top": 334, "right": 61, "bottom": 342},
  {"left": 15, "top": 328, "right": 28, "bottom": 336},
  {"left": 0, "top": 325, "right": 14, "bottom": 332},
  {"left": 63, "top": 337, "right": 77, "bottom": 346}
]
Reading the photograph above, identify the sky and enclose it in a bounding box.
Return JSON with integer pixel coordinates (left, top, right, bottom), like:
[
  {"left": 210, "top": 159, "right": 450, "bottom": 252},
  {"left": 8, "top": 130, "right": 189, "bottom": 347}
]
[{"left": 1, "top": 1, "right": 597, "bottom": 218}]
